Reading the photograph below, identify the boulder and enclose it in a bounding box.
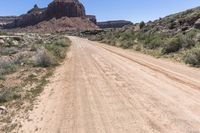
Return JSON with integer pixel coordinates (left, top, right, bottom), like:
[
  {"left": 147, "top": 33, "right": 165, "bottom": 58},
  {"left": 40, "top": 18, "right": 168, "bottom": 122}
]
[
  {"left": 0, "top": 39, "right": 4, "bottom": 45},
  {"left": 194, "top": 18, "right": 200, "bottom": 29},
  {"left": 12, "top": 40, "right": 19, "bottom": 46}
]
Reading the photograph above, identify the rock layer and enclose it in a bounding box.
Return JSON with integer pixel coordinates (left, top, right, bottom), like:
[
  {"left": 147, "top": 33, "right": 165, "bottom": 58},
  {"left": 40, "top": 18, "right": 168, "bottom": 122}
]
[
  {"left": 46, "top": 0, "right": 86, "bottom": 18},
  {"left": 4, "top": 0, "right": 96, "bottom": 29}
]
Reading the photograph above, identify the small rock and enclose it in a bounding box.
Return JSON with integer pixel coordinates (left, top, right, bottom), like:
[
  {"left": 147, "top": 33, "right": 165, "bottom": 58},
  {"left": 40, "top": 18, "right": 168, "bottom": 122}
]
[
  {"left": 181, "top": 26, "right": 189, "bottom": 31},
  {"left": 0, "top": 106, "right": 6, "bottom": 111},
  {"left": 0, "top": 39, "right": 4, "bottom": 45},
  {"left": 0, "top": 106, "right": 6, "bottom": 114},
  {"left": 12, "top": 40, "right": 19, "bottom": 46},
  {"left": 32, "top": 73, "right": 38, "bottom": 77}
]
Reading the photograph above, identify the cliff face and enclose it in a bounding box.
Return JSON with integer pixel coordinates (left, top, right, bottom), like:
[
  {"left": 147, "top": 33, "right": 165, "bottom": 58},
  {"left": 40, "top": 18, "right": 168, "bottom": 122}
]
[
  {"left": 46, "top": 0, "right": 86, "bottom": 18},
  {"left": 0, "top": 16, "right": 19, "bottom": 27},
  {"left": 4, "top": 0, "right": 96, "bottom": 29}
]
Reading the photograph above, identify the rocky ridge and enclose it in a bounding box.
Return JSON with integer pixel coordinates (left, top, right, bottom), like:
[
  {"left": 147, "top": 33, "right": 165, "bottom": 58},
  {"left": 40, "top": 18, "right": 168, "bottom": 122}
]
[
  {"left": 144, "top": 6, "right": 200, "bottom": 33},
  {"left": 97, "top": 20, "right": 133, "bottom": 29}
]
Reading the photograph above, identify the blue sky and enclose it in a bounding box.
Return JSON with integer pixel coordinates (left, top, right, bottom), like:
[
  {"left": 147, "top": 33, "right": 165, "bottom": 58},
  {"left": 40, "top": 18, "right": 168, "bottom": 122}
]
[{"left": 0, "top": 0, "right": 200, "bottom": 23}]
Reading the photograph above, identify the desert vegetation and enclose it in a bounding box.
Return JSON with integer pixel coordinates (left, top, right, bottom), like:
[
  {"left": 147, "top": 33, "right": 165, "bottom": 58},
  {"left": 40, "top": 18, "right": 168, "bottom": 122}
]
[
  {"left": 0, "top": 33, "right": 70, "bottom": 132},
  {"left": 81, "top": 25, "right": 200, "bottom": 67},
  {"left": 79, "top": 7, "right": 200, "bottom": 67}
]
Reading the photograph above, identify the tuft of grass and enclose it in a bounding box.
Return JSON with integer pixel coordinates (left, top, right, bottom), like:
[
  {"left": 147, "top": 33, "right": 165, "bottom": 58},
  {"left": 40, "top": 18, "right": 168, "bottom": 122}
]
[
  {"left": 29, "top": 71, "right": 53, "bottom": 98},
  {"left": 0, "top": 31, "right": 7, "bottom": 35},
  {"left": 184, "top": 47, "right": 200, "bottom": 67},
  {"left": 55, "top": 38, "right": 70, "bottom": 47},
  {"left": 0, "top": 47, "right": 18, "bottom": 56},
  {"left": 35, "top": 49, "right": 56, "bottom": 68},
  {"left": 0, "top": 63, "right": 17, "bottom": 75},
  {"left": 0, "top": 87, "right": 21, "bottom": 104},
  {"left": 45, "top": 38, "right": 70, "bottom": 60}
]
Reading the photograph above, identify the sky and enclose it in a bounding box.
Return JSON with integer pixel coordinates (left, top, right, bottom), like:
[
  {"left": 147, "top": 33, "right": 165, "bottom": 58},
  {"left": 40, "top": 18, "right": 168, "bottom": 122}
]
[{"left": 0, "top": 0, "right": 200, "bottom": 23}]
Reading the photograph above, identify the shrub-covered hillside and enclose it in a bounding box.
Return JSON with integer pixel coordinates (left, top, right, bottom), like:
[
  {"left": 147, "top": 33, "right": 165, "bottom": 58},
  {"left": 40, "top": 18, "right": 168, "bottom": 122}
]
[{"left": 81, "top": 6, "right": 200, "bottom": 67}]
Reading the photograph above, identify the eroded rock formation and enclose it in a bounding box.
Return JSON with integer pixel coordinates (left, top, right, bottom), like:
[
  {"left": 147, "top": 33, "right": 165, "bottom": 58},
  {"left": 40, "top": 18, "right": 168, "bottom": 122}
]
[
  {"left": 46, "top": 0, "right": 86, "bottom": 18},
  {"left": 4, "top": 0, "right": 96, "bottom": 29}
]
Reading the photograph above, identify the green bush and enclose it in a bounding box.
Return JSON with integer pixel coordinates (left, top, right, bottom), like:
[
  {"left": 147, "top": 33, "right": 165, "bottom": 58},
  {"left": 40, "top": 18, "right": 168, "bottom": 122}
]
[
  {"left": 121, "top": 41, "right": 133, "bottom": 49},
  {"left": 180, "top": 35, "right": 195, "bottom": 48},
  {"left": 161, "top": 37, "right": 181, "bottom": 54},
  {"left": 186, "top": 29, "right": 200, "bottom": 38},
  {"left": 144, "top": 38, "right": 164, "bottom": 49},
  {"left": 0, "top": 31, "right": 7, "bottom": 35},
  {"left": 55, "top": 38, "right": 70, "bottom": 47},
  {"left": 0, "top": 47, "right": 18, "bottom": 55},
  {"left": 35, "top": 50, "right": 56, "bottom": 67},
  {"left": 119, "top": 29, "right": 135, "bottom": 41},
  {"left": 135, "top": 45, "right": 142, "bottom": 51},
  {"left": 139, "top": 21, "right": 146, "bottom": 29},
  {"left": 45, "top": 38, "right": 70, "bottom": 60},
  {"left": 184, "top": 48, "right": 200, "bottom": 67},
  {"left": 47, "top": 44, "right": 66, "bottom": 59},
  {"left": 0, "top": 87, "right": 21, "bottom": 104},
  {"left": 0, "top": 63, "right": 17, "bottom": 75}
]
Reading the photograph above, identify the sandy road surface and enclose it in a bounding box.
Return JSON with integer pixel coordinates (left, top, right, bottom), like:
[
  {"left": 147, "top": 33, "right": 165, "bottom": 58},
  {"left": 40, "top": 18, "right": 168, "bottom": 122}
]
[{"left": 19, "top": 36, "right": 200, "bottom": 133}]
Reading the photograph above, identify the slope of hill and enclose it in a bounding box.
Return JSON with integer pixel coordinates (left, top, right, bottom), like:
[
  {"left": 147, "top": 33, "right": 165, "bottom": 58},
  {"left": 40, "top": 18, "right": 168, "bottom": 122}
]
[
  {"left": 9, "top": 17, "right": 98, "bottom": 33},
  {"left": 97, "top": 20, "right": 133, "bottom": 29},
  {"left": 81, "top": 6, "right": 200, "bottom": 67}
]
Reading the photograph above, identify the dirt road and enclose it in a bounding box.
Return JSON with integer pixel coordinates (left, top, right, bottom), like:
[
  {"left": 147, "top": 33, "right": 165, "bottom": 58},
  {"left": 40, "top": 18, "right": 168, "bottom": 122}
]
[{"left": 19, "top": 36, "right": 200, "bottom": 133}]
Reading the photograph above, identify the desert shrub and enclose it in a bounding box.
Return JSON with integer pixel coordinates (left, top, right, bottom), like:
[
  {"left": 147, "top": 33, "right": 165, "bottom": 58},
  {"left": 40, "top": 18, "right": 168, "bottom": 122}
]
[
  {"left": 35, "top": 50, "right": 56, "bottom": 67},
  {"left": 186, "top": 29, "right": 200, "bottom": 38},
  {"left": 46, "top": 44, "right": 65, "bottom": 59},
  {"left": 184, "top": 48, "right": 200, "bottom": 67},
  {"left": 121, "top": 41, "right": 133, "bottom": 49},
  {"left": 30, "top": 44, "right": 38, "bottom": 51},
  {"left": 144, "top": 37, "right": 164, "bottom": 49},
  {"left": 119, "top": 30, "right": 135, "bottom": 42},
  {"left": 139, "top": 21, "right": 146, "bottom": 29},
  {"left": 89, "top": 35, "right": 103, "bottom": 41},
  {"left": 0, "top": 87, "right": 21, "bottom": 104},
  {"left": 102, "top": 39, "right": 116, "bottom": 46},
  {"left": 180, "top": 35, "right": 195, "bottom": 48},
  {"left": 135, "top": 45, "right": 142, "bottom": 51},
  {"left": 0, "top": 63, "right": 17, "bottom": 75},
  {"left": 139, "top": 32, "right": 164, "bottom": 49},
  {"left": 161, "top": 37, "right": 181, "bottom": 54},
  {"left": 0, "top": 47, "right": 18, "bottom": 55},
  {"left": 0, "top": 31, "right": 7, "bottom": 35},
  {"left": 0, "top": 74, "right": 4, "bottom": 80},
  {"left": 45, "top": 38, "right": 70, "bottom": 60},
  {"left": 35, "top": 39, "right": 43, "bottom": 44},
  {"left": 54, "top": 38, "right": 70, "bottom": 47}
]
